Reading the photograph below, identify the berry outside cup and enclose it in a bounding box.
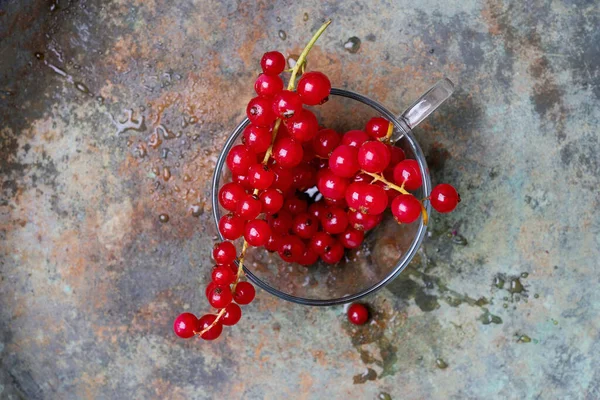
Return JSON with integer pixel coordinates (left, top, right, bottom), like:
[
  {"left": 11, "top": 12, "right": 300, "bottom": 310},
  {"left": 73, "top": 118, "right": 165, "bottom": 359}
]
[{"left": 212, "top": 79, "right": 455, "bottom": 306}]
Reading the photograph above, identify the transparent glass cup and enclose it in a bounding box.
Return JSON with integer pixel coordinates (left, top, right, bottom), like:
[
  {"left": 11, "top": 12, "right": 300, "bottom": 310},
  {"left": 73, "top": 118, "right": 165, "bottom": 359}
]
[{"left": 211, "top": 79, "right": 454, "bottom": 306}]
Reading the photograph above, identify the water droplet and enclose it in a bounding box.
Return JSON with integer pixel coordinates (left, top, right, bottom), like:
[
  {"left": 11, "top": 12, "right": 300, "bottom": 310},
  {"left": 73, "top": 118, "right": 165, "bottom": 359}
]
[
  {"left": 183, "top": 174, "right": 191, "bottom": 182},
  {"left": 188, "top": 116, "right": 198, "bottom": 124},
  {"left": 151, "top": 166, "right": 160, "bottom": 176},
  {"left": 162, "top": 167, "right": 171, "bottom": 181},
  {"left": 534, "top": 293, "right": 539, "bottom": 299},
  {"left": 517, "top": 335, "right": 531, "bottom": 343},
  {"left": 344, "top": 37, "right": 361, "bottom": 54},
  {"left": 435, "top": 358, "right": 448, "bottom": 369},
  {"left": 303, "top": 12, "right": 309, "bottom": 21},
  {"left": 478, "top": 310, "right": 502, "bottom": 325},
  {"left": 278, "top": 30, "right": 287, "bottom": 40},
  {"left": 73, "top": 64, "right": 81, "bottom": 70},
  {"left": 509, "top": 278, "right": 525, "bottom": 294},
  {"left": 159, "top": 214, "right": 169, "bottom": 223},
  {"left": 503, "top": 303, "right": 508, "bottom": 308},
  {"left": 276, "top": 16, "right": 281, "bottom": 22},
  {"left": 96, "top": 96, "right": 104, "bottom": 103},
  {"left": 494, "top": 276, "right": 505, "bottom": 289},
  {"left": 378, "top": 393, "right": 392, "bottom": 400},
  {"left": 521, "top": 272, "right": 529, "bottom": 278},
  {"left": 451, "top": 233, "right": 468, "bottom": 246},
  {"left": 429, "top": 48, "right": 435, "bottom": 54},
  {"left": 190, "top": 204, "right": 203, "bottom": 217},
  {"left": 74, "top": 82, "right": 89, "bottom": 94},
  {"left": 148, "top": 132, "right": 162, "bottom": 149},
  {"left": 126, "top": 140, "right": 133, "bottom": 147},
  {"left": 35, "top": 52, "right": 45, "bottom": 60}
]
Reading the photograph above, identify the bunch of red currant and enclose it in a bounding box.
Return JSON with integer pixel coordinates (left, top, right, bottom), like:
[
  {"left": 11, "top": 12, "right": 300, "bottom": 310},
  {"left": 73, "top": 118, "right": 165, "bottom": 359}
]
[{"left": 174, "top": 21, "right": 460, "bottom": 341}]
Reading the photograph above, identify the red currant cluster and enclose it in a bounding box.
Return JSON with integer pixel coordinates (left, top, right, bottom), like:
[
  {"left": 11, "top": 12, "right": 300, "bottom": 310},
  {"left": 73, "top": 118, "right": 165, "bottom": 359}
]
[{"left": 174, "top": 21, "right": 460, "bottom": 342}]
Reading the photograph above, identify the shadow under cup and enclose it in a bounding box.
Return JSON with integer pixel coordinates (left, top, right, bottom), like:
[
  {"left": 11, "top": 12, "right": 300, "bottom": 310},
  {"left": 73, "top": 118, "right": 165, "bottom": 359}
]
[{"left": 212, "top": 88, "right": 431, "bottom": 306}]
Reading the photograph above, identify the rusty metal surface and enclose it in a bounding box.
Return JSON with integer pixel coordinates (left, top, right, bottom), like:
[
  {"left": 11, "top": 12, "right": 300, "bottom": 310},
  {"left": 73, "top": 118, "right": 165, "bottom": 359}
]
[{"left": 1, "top": 0, "right": 599, "bottom": 398}]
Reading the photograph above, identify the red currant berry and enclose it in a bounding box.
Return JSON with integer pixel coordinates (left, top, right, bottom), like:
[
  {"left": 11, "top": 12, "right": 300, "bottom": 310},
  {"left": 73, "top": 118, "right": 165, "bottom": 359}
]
[
  {"left": 317, "top": 169, "right": 349, "bottom": 200},
  {"left": 348, "top": 209, "right": 383, "bottom": 231},
  {"left": 236, "top": 194, "right": 262, "bottom": 220},
  {"left": 340, "top": 228, "right": 365, "bottom": 249},
  {"left": 173, "top": 313, "right": 199, "bottom": 339},
  {"left": 213, "top": 241, "right": 237, "bottom": 265},
  {"left": 234, "top": 281, "right": 256, "bottom": 305},
  {"left": 321, "top": 207, "right": 349, "bottom": 234},
  {"left": 292, "top": 212, "right": 319, "bottom": 239},
  {"left": 219, "top": 213, "right": 245, "bottom": 240},
  {"left": 208, "top": 285, "right": 233, "bottom": 309},
  {"left": 308, "top": 201, "right": 328, "bottom": 220},
  {"left": 393, "top": 160, "right": 422, "bottom": 191},
  {"left": 212, "top": 266, "right": 236, "bottom": 285},
  {"left": 265, "top": 233, "right": 281, "bottom": 252},
  {"left": 347, "top": 303, "right": 369, "bottom": 325},
  {"left": 254, "top": 73, "right": 284, "bottom": 97},
  {"left": 342, "top": 129, "right": 370, "bottom": 148},
  {"left": 226, "top": 145, "right": 256, "bottom": 175},
  {"left": 278, "top": 234, "right": 305, "bottom": 263},
  {"left": 218, "top": 182, "right": 246, "bottom": 212},
  {"left": 287, "top": 109, "right": 319, "bottom": 142},
  {"left": 244, "top": 219, "right": 271, "bottom": 246},
  {"left": 243, "top": 124, "right": 272, "bottom": 153},
  {"left": 198, "top": 314, "right": 223, "bottom": 340},
  {"left": 247, "top": 163, "right": 275, "bottom": 190},
  {"left": 309, "top": 231, "right": 334, "bottom": 254},
  {"left": 358, "top": 141, "right": 391, "bottom": 173},
  {"left": 365, "top": 116, "right": 392, "bottom": 139},
  {"left": 388, "top": 145, "right": 406, "bottom": 166},
  {"left": 323, "top": 196, "right": 348, "bottom": 208},
  {"left": 345, "top": 182, "right": 367, "bottom": 211},
  {"left": 259, "top": 188, "right": 284, "bottom": 215},
  {"left": 321, "top": 240, "right": 345, "bottom": 264},
  {"left": 292, "top": 163, "right": 316, "bottom": 191},
  {"left": 272, "top": 90, "right": 303, "bottom": 119},
  {"left": 260, "top": 51, "right": 286, "bottom": 75},
  {"left": 271, "top": 165, "right": 294, "bottom": 192},
  {"left": 360, "top": 184, "right": 388, "bottom": 215},
  {"left": 298, "top": 247, "right": 319, "bottom": 266},
  {"left": 329, "top": 144, "right": 360, "bottom": 178},
  {"left": 313, "top": 129, "right": 341, "bottom": 158},
  {"left": 267, "top": 210, "right": 293, "bottom": 234},
  {"left": 247, "top": 96, "right": 277, "bottom": 127},
  {"left": 222, "top": 303, "right": 242, "bottom": 326},
  {"left": 391, "top": 194, "right": 422, "bottom": 223},
  {"left": 430, "top": 184, "right": 460, "bottom": 213},
  {"left": 205, "top": 281, "right": 217, "bottom": 300},
  {"left": 233, "top": 173, "right": 252, "bottom": 189},
  {"left": 297, "top": 71, "right": 331, "bottom": 105},
  {"left": 273, "top": 137, "right": 304, "bottom": 168},
  {"left": 284, "top": 195, "right": 308, "bottom": 215}
]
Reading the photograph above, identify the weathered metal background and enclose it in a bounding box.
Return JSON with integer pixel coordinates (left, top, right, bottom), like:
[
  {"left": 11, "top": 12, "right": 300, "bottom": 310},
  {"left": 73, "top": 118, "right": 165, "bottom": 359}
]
[{"left": 1, "top": 0, "right": 599, "bottom": 398}]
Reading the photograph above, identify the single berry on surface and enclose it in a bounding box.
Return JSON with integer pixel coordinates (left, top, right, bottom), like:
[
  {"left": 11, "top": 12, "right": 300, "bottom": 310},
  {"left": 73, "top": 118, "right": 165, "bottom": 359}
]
[
  {"left": 347, "top": 303, "right": 369, "bottom": 325},
  {"left": 430, "top": 183, "right": 460, "bottom": 213}
]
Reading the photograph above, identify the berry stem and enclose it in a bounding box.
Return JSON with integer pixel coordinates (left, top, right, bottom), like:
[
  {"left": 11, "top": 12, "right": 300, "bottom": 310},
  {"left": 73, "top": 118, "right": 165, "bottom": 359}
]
[
  {"left": 286, "top": 19, "right": 332, "bottom": 91},
  {"left": 362, "top": 171, "right": 410, "bottom": 195},
  {"left": 384, "top": 122, "right": 394, "bottom": 142},
  {"left": 232, "top": 240, "right": 249, "bottom": 292}
]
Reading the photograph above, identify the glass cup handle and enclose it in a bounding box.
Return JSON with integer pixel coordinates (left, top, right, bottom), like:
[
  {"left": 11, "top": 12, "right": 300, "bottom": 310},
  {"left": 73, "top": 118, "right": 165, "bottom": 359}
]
[{"left": 397, "top": 78, "right": 455, "bottom": 135}]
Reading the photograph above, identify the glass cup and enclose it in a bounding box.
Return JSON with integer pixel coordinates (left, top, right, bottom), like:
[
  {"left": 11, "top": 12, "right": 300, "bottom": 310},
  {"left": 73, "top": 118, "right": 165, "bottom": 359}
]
[{"left": 211, "top": 79, "right": 454, "bottom": 306}]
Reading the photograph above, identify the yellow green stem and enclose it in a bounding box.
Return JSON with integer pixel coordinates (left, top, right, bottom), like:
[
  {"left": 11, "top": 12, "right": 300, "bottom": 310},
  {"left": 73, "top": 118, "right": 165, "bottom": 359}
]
[
  {"left": 362, "top": 171, "right": 410, "bottom": 195},
  {"left": 197, "top": 308, "right": 227, "bottom": 336},
  {"left": 287, "top": 20, "right": 332, "bottom": 91}
]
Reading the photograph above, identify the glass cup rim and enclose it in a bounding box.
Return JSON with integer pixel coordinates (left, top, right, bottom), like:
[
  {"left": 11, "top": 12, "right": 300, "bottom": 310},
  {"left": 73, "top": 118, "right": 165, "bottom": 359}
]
[{"left": 211, "top": 87, "right": 432, "bottom": 306}]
